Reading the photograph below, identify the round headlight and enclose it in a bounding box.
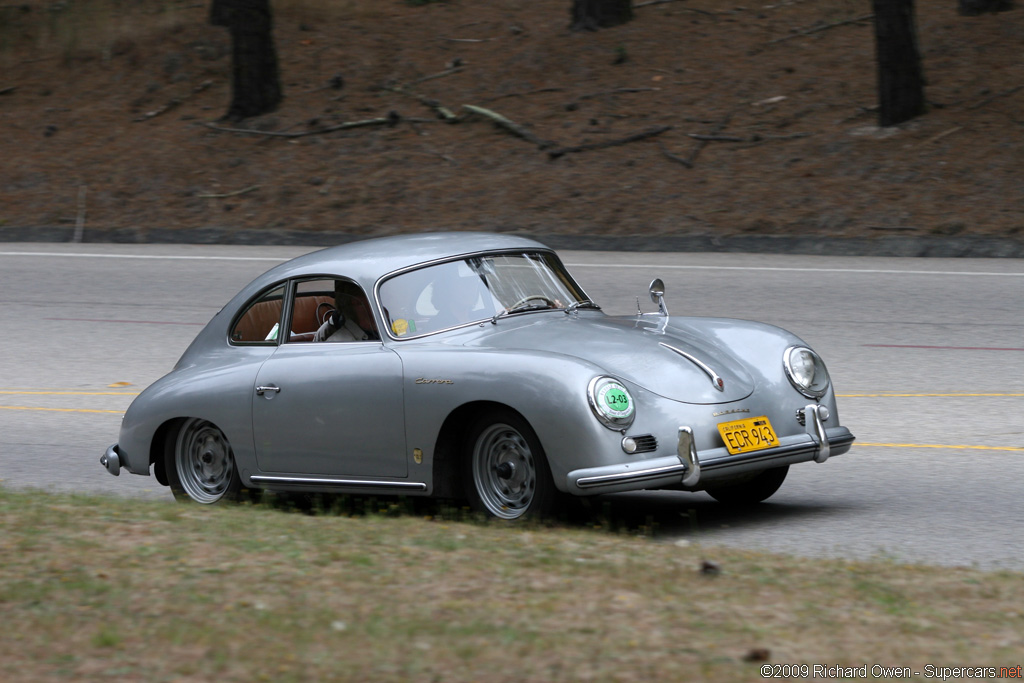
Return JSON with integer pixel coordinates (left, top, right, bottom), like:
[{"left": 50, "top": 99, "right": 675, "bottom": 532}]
[
  {"left": 784, "top": 346, "right": 831, "bottom": 399},
  {"left": 587, "top": 376, "right": 636, "bottom": 430}
]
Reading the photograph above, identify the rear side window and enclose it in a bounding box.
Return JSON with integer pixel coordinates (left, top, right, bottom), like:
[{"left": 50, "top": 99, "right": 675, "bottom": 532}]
[{"left": 230, "top": 285, "right": 286, "bottom": 344}]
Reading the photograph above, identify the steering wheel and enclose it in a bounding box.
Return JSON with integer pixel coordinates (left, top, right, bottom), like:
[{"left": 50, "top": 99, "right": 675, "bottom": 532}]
[
  {"left": 508, "top": 295, "right": 558, "bottom": 311},
  {"left": 316, "top": 302, "right": 337, "bottom": 326}
]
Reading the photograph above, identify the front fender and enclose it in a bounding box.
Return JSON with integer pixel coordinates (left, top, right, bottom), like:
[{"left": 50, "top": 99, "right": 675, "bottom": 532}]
[{"left": 397, "top": 346, "right": 623, "bottom": 492}]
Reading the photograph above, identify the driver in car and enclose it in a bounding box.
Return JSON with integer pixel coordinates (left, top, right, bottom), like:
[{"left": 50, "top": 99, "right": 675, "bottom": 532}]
[{"left": 313, "top": 281, "right": 373, "bottom": 342}]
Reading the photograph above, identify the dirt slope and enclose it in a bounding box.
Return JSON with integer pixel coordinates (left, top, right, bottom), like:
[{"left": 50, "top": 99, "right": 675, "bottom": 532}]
[{"left": 1, "top": 0, "right": 1021, "bottom": 247}]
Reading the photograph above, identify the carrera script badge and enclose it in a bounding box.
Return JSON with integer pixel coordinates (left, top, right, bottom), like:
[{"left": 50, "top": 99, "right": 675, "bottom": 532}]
[{"left": 713, "top": 408, "right": 750, "bottom": 418}]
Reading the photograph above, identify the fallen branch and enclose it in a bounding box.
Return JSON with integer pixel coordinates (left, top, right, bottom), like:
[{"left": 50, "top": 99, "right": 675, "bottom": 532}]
[
  {"left": 409, "top": 93, "right": 458, "bottom": 121},
  {"left": 203, "top": 112, "right": 401, "bottom": 138},
  {"left": 769, "top": 13, "right": 874, "bottom": 44},
  {"left": 662, "top": 112, "right": 733, "bottom": 168},
  {"left": 687, "top": 112, "right": 733, "bottom": 166},
  {"left": 548, "top": 125, "right": 672, "bottom": 159},
  {"left": 687, "top": 133, "right": 745, "bottom": 142},
  {"left": 135, "top": 80, "right": 212, "bottom": 122},
  {"left": 384, "top": 83, "right": 459, "bottom": 121},
  {"left": 409, "top": 66, "right": 464, "bottom": 86},
  {"left": 462, "top": 104, "right": 555, "bottom": 149},
  {"left": 689, "top": 132, "right": 811, "bottom": 144},
  {"left": 577, "top": 87, "right": 661, "bottom": 101},
  {"left": 659, "top": 143, "right": 693, "bottom": 168},
  {"left": 197, "top": 185, "right": 261, "bottom": 199},
  {"left": 135, "top": 98, "right": 181, "bottom": 122},
  {"left": 0, "top": 86, "right": 15, "bottom": 96},
  {"left": 967, "top": 85, "right": 1023, "bottom": 111},
  {"left": 919, "top": 126, "right": 963, "bottom": 146},
  {"left": 634, "top": 0, "right": 718, "bottom": 16},
  {"left": 483, "top": 87, "right": 565, "bottom": 103}
]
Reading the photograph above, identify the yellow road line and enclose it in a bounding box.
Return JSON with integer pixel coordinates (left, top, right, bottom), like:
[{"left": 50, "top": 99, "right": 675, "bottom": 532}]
[
  {"left": 0, "top": 405, "right": 123, "bottom": 414},
  {"left": 858, "top": 442, "right": 1024, "bottom": 452},
  {"left": 839, "top": 393, "right": 1024, "bottom": 398},
  {"left": 0, "top": 391, "right": 139, "bottom": 396}
]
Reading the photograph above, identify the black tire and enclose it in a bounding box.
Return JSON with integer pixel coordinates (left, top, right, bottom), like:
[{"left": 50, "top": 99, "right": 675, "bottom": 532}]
[
  {"left": 165, "top": 418, "right": 245, "bottom": 504},
  {"left": 463, "top": 409, "right": 559, "bottom": 520},
  {"left": 705, "top": 465, "right": 789, "bottom": 506}
]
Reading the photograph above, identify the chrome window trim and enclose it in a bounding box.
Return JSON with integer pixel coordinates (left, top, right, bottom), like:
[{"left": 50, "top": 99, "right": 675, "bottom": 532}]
[
  {"left": 282, "top": 274, "right": 381, "bottom": 344},
  {"left": 227, "top": 281, "right": 289, "bottom": 347},
  {"left": 373, "top": 248, "right": 593, "bottom": 342}
]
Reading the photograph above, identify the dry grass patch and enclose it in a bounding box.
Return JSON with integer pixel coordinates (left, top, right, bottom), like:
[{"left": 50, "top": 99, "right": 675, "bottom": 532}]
[{"left": 1, "top": 486, "right": 1023, "bottom": 681}]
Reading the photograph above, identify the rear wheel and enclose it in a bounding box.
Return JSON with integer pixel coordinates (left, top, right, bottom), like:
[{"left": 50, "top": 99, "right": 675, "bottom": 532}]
[
  {"left": 166, "top": 418, "right": 244, "bottom": 504},
  {"left": 705, "top": 465, "right": 789, "bottom": 506},
  {"left": 464, "top": 410, "right": 558, "bottom": 520}
]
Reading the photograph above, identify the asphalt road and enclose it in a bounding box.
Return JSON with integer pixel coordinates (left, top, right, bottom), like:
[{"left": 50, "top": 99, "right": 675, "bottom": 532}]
[{"left": 1, "top": 243, "right": 1022, "bottom": 570}]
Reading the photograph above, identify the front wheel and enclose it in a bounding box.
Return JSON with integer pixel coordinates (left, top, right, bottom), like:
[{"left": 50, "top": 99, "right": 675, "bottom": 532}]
[
  {"left": 705, "top": 466, "right": 789, "bottom": 506},
  {"left": 166, "top": 418, "right": 244, "bottom": 504},
  {"left": 464, "top": 410, "right": 558, "bottom": 520}
]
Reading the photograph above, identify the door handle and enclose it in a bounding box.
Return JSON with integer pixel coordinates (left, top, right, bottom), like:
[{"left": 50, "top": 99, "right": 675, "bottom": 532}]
[{"left": 255, "top": 385, "right": 281, "bottom": 396}]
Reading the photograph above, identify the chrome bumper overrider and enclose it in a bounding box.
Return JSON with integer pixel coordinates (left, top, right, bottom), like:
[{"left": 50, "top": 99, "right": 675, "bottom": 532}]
[
  {"left": 568, "top": 404, "right": 854, "bottom": 494},
  {"left": 100, "top": 444, "right": 121, "bottom": 476}
]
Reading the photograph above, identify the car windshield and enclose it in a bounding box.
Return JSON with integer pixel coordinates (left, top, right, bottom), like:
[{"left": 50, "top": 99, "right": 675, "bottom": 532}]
[{"left": 378, "top": 252, "right": 590, "bottom": 338}]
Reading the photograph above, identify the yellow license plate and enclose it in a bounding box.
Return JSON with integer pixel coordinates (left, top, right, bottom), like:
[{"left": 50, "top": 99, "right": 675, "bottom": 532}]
[{"left": 717, "top": 416, "right": 779, "bottom": 455}]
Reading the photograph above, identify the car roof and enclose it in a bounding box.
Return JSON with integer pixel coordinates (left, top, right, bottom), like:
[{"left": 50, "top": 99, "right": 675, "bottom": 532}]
[{"left": 255, "top": 232, "right": 553, "bottom": 289}]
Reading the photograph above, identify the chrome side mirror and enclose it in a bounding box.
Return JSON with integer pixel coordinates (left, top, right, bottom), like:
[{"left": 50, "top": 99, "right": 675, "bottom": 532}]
[{"left": 649, "top": 278, "right": 668, "bottom": 316}]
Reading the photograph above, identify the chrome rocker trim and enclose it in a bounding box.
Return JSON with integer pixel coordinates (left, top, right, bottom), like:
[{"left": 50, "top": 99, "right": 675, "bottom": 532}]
[{"left": 249, "top": 475, "right": 428, "bottom": 491}]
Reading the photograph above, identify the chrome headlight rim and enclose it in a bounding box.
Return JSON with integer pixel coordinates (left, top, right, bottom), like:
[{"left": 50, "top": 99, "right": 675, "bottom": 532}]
[
  {"left": 587, "top": 376, "right": 636, "bottom": 430},
  {"left": 783, "top": 345, "right": 830, "bottom": 399}
]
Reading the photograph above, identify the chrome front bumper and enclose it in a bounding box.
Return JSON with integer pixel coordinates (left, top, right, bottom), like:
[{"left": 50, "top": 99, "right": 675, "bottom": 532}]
[
  {"left": 100, "top": 444, "right": 121, "bottom": 476},
  {"left": 566, "top": 404, "right": 854, "bottom": 495}
]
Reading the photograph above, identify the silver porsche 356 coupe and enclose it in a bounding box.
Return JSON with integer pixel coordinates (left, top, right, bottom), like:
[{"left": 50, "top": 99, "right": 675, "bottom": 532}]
[{"left": 102, "top": 233, "right": 854, "bottom": 519}]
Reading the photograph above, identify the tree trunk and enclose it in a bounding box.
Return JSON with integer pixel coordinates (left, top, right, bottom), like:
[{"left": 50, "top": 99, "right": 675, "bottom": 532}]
[
  {"left": 210, "top": 0, "right": 282, "bottom": 121},
  {"left": 958, "top": 0, "right": 1014, "bottom": 15},
  {"left": 570, "top": 0, "right": 634, "bottom": 31},
  {"left": 872, "top": 0, "right": 926, "bottom": 127}
]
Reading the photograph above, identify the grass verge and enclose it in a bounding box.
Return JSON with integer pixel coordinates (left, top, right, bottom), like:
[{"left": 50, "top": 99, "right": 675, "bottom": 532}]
[{"left": 1, "top": 486, "right": 1022, "bottom": 682}]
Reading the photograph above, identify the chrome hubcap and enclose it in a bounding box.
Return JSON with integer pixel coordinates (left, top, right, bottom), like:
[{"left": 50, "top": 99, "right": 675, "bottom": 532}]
[
  {"left": 473, "top": 423, "right": 536, "bottom": 519},
  {"left": 175, "top": 419, "right": 234, "bottom": 504}
]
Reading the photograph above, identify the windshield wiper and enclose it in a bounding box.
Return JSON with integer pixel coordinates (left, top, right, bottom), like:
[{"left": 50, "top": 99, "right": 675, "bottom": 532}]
[
  {"left": 491, "top": 301, "right": 553, "bottom": 324},
  {"left": 565, "top": 299, "right": 601, "bottom": 314}
]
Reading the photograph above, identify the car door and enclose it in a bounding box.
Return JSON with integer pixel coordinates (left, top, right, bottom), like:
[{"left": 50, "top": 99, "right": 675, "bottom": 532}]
[{"left": 251, "top": 278, "right": 407, "bottom": 478}]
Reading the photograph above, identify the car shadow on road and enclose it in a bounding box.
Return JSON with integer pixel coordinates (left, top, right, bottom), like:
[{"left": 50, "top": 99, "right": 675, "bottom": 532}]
[
  {"left": 566, "top": 490, "right": 860, "bottom": 540},
  {"left": 256, "top": 489, "right": 859, "bottom": 542}
]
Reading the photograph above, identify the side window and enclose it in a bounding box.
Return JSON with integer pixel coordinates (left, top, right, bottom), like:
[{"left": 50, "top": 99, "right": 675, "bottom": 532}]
[
  {"left": 230, "top": 285, "right": 286, "bottom": 344},
  {"left": 287, "top": 278, "right": 380, "bottom": 343}
]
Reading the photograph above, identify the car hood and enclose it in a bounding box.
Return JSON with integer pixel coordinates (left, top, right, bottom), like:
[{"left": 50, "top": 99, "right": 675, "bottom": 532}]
[{"left": 464, "top": 314, "right": 756, "bottom": 404}]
